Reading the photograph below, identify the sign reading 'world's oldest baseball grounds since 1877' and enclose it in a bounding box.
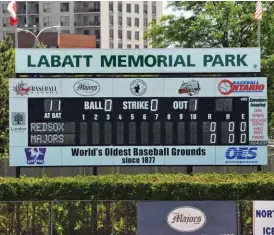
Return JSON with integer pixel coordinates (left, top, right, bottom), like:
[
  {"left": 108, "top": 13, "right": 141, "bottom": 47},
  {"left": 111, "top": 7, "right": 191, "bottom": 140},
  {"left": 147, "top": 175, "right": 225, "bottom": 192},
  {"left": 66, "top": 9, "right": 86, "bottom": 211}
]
[{"left": 9, "top": 48, "right": 267, "bottom": 167}]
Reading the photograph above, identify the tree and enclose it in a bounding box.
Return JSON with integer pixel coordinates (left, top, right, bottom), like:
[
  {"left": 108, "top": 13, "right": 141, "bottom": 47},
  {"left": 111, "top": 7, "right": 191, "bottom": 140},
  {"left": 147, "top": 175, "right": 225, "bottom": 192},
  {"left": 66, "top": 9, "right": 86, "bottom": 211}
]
[
  {"left": 145, "top": 1, "right": 274, "bottom": 132},
  {"left": 0, "top": 37, "right": 15, "bottom": 159},
  {"left": 145, "top": 1, "right": 274, "bottom": 58}
]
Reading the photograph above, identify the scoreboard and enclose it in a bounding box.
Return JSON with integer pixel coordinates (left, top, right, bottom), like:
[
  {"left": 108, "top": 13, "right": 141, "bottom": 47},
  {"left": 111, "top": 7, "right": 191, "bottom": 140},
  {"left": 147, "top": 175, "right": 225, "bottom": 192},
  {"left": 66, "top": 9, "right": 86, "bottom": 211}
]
[{"left": 9, "top": 77, "right": 268, "bottom": 166}]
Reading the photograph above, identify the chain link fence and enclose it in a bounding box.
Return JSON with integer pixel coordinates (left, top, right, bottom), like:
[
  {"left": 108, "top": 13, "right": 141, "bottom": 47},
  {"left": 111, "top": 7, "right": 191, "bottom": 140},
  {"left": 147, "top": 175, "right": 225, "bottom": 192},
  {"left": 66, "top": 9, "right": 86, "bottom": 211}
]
[{"left": 0, "top": 200, "right": 254, "bottom": 235}]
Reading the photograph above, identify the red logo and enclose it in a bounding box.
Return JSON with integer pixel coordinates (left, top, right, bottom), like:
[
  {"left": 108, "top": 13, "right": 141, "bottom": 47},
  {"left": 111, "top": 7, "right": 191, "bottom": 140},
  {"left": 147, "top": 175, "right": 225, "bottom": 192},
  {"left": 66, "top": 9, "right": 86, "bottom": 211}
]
[
  {"left": 218, "top": 80, "right": 265, "bottom": 95},
  {"left": 13, "top": 81, "right": 30, "bottom": 96}
]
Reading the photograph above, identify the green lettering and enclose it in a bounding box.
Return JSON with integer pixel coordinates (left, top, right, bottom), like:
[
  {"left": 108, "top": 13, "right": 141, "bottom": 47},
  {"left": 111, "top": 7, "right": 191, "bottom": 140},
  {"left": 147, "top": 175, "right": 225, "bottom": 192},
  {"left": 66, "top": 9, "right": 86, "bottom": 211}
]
[
  {"left": 145, "top": 55, "right": 156, "bottom": 67},
  {"left": 37, "top": 55, "right": 50, "bottom": 67},
  {"left": 62, "top": 55, "right": 74, "bottom": 67},
  {"left": 225, "top": 55, "right": 235, "bottom": 66},
  {"left": 27, "top": 55, "right": 36, "bottom": 67},
  {"left": 212, "top": 55, "right": 224, "bottom": 66},
  {"left": 237, "top": 54, "right": 247, "bottom": 66},
  {"left": 173, "top": 55, "right": 186, "bottom": 67},
  {"left": 157, "top": 55, "right": 167, "bottom": 67},
  {"left": 73, "top": 55, "right": 83, "bottom": 67},
  {"left": 51, "top": 55, "right": 61, "bottom": 67},
  {"left": 82, "top": 55, "right": 93, "bottom": 67},
  {"left": 128, "top": 55, "right": 144, "bottom": 67},
  {"left": 203, "top": 55, "right": 213, "bottom": 66},
  {"left": 186, "top": 55, "right": 195, "bottom": 67},
  {"left": 118, "top": 55, "right": 127, "bottom": 67},
  {"left": 101, "top": 55, "right": 116, "bottom": 67}
]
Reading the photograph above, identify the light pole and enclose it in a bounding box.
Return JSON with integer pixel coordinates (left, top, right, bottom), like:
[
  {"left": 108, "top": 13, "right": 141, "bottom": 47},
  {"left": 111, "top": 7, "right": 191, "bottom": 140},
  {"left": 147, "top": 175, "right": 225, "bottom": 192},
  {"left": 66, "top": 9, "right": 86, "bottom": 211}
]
[{"left": 17, "top": 25, "right": 61, "bottom": 48}]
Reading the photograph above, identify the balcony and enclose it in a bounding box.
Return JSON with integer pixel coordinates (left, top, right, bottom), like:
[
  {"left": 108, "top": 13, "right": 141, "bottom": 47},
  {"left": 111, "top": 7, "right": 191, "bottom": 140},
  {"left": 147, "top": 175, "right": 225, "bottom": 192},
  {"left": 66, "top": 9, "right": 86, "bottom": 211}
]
[
  {"left": 17, "top": 8, "right": 39, "bottom": 15},
  {"left": 74, "top": 7, "right": 100, "bottom": 13},
  {"left": 74, "top": 21, "right": 100, "bottom": 27}
]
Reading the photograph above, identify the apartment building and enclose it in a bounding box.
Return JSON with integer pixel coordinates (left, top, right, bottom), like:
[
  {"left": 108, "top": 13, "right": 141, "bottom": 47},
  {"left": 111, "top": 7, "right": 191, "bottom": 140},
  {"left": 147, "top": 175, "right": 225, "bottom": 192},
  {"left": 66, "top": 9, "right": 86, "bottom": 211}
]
[{"left": 0, "top": 1, "right": 163, "bottom": 48}]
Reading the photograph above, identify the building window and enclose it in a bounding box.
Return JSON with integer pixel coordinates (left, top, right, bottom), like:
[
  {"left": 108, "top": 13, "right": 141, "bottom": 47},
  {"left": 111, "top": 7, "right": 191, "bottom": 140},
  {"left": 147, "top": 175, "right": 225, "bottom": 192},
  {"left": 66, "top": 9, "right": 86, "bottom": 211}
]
[
  {"left": 127, "top": 17, "right": 131, "bottom": 27},
  {"left": 2, "top": 4, "right": 8, "bottom": 13},
  {"left": 109, "top": 2, "right": 113, "bottom": 12},
  {"left": 118, "top": 30, "right": 122, "bottom": 39},
  {"left": 109, "top": 15, "right": 113, "bottom": 26},
  {"left": 118, "top": 43, "right": 122, "bottom": 48},
  {"left": 118, "top": 16, "right": 122, "bottom": 26},
  {"left": 60, "top": 2, "right": 69, "bottom": 12},
  {"left": 95, "top": 29, "right": 100, "bottom": 39},
  {"left": 3, "top": 31, "right": 8, "bottom": 38},
  {"left": 152, "top": 19, "right": 156, "bottom": 24},
  {"left": 61, "top": 29, "right": 70, "bottom": 34},
  {"left": 110, "top": 42, "right": 114, "bottom": 48},
  {"left": 96, "top": 41, "right": 100, "bottom": 48},
  {"left": 134, "top": 4, "right": 139, "bottom": 13},
  {"left": 118, "top": 2, "right": 122, "bottom": 12},
  {"left": 134, "top": 18, "right": 139, "bottom": 27},
  {"left": 35, "top": 17, "right": 39, "bottom": 24},
  {"left": 152, "top": 4, "right": 156, "bottom": 15},
  {"left": 144, "top": 45, "right": 148, "bottom": 48},
  {"left": 43, "top": 3, "right": 52, "bottom": 13},
  {"left": 127, "top": 44, "right": 131, "bottom": 48},
  {"left": 144, "top": 18, "right": 148, "bottom": 28},
  {"left": 126, "top": 4, "right": 131, "bottom": 13},
  {"left": 2, "top": 17, "right": 9, "bottom": 27},
  {"left": 135, "top": 31, "right": 139, "bottom": 40},
  {"left": 135, "top": 45, "right": 139, "bottom": 48},
  {"left": 43, "top": 17, "right": 52, "bottom": 27},
  {"left": 127, "top": 31, "right": 131, "bottom": 40},
  {"left": 94, "top": 15, "right": 100, "bottom": 24},
  {"left": 60, "top": 16, "right": 69, "bottom": 26},
  {"left": 109, "top": 29, "right": 113, "bottom": 39},
  {"left": 143, "top": 3, "right": 148, "bottom": 14}
]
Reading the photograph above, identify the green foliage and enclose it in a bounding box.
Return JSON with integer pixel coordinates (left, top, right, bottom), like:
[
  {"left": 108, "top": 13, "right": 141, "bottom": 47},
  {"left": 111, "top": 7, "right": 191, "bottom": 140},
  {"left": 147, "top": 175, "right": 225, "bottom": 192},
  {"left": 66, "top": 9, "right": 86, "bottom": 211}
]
[
  {"left": 0, "top": 37, "right": 14, "bottom": 159},
  {"left": 0, "top": 173, "right": 274, "bottom": 201},
  {"left": 262, "top": 55, "right": 274, "bottom": 136},
  {"left": 145, "top": 1, "right": 274, "bottom": 58},
  {"left": 0, "top": 174, "right": 270, "bottom": 234}
]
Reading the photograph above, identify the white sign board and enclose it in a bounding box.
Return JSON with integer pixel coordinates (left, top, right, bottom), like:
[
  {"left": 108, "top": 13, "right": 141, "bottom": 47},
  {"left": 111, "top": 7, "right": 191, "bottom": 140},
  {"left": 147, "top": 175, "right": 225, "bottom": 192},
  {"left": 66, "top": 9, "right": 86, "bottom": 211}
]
[
  {"left": 253, "top": 201, "right": 274, "bottom": 235},
  {"left": 15, "top": 48, "right": 261, "bottom": 74}
]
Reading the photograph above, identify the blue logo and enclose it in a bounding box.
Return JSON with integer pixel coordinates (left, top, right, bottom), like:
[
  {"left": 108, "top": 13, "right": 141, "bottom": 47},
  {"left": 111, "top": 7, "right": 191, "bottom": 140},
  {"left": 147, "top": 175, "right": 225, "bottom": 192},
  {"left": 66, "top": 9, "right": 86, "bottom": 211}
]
[
  {"left": 225, "top": 147, "right": 258, "bottom": 164},
  {"left": 25, "top": 148, "right": 46, "bottom": 165}
]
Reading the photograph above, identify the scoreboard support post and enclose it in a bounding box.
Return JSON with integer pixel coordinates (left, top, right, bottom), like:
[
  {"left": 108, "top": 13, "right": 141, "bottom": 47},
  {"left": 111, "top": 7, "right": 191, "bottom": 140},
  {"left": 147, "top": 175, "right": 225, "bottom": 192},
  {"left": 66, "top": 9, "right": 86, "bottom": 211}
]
[
  {"left": 186, "top": 166, "right": 193, "bottom": 175},
  {"left": 15, "top": 167, "right": 20, "bottom": 178}
]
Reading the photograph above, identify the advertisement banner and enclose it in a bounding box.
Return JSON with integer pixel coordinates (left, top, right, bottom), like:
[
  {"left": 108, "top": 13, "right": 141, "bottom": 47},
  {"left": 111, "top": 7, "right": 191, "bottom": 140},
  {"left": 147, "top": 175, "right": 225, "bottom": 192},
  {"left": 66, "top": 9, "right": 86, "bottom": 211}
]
[
  {"left": 253, "top": 201, "right": 274, "bottom": 235},
  {"left": 137, "top": 201, "right": 238, "bottom": 235},
  {"left": 15, "top": 48, "right": 260, "bottom": 73}
]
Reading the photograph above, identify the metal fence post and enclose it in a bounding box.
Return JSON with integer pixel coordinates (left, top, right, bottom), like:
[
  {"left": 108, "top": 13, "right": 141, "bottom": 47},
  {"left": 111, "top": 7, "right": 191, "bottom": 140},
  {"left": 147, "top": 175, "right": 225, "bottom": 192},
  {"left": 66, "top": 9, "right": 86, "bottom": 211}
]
[{"left": 50, "top": 201, "right": 54, "bottom": 235}]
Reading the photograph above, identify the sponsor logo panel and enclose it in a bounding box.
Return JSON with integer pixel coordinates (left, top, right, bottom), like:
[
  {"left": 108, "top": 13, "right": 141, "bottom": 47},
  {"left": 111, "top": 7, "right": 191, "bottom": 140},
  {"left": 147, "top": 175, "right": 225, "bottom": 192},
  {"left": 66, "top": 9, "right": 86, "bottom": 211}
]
[
  {"left": 217, "top": 78, "right": 267, "bottom": 96},
  {"left": 130, "top": 79, "right": 147, "bottom": 96},
  {"left": 11, "top": 112, "right": 27, "bottom": 132},
  {"left": 25, "top": 147, "right": 47, "bottom": 165},
  {"left": 163, "top": 78, "right": 215, "bottom": 97},
  {"left": 137, "top": 201, "right": 237, "bottom": 235},
  {"left": 9, "top": 79, "right": 61, "bottom": 97},
  {"left": 249, "top": 97, "right": 268, "bottom": 143},
  {"left": 167, "top": 206, "right": 206, "bottom": 232},
  {"left": 216, "top": 146, "right": 267, "bottom": 165},
  {"left": 73, "top": 79, "right": 100, "bottom": 96},
  {"left": 61, "top": 78, "right": 112, "bottom": 97},
  {"left": 253, "top": 201, "right": 274, "bottom": 235},
  {"left": 178, "top": 79, "right": 201, "bottom": 96},
  {"left": 113, "top": 78, "right": 163, "bottom": 97},
  {"left": 9, "top": 147, "right": 62, "bottom": 166}
]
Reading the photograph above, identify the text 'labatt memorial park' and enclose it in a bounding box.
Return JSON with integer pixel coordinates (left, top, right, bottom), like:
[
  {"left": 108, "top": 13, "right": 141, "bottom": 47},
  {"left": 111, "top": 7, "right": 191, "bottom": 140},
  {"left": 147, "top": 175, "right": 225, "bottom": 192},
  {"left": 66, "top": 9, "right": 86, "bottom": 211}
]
[{"left": 10, "top": 48, "right": 267, "bottom": 167}]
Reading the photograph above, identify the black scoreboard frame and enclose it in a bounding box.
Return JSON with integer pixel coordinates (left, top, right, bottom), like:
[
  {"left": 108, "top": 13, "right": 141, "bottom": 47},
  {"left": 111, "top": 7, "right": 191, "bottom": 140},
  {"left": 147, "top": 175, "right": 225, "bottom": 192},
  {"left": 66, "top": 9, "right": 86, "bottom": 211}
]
[{"left": 14, "top": 71, "right": 265, "bottom": 177}]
